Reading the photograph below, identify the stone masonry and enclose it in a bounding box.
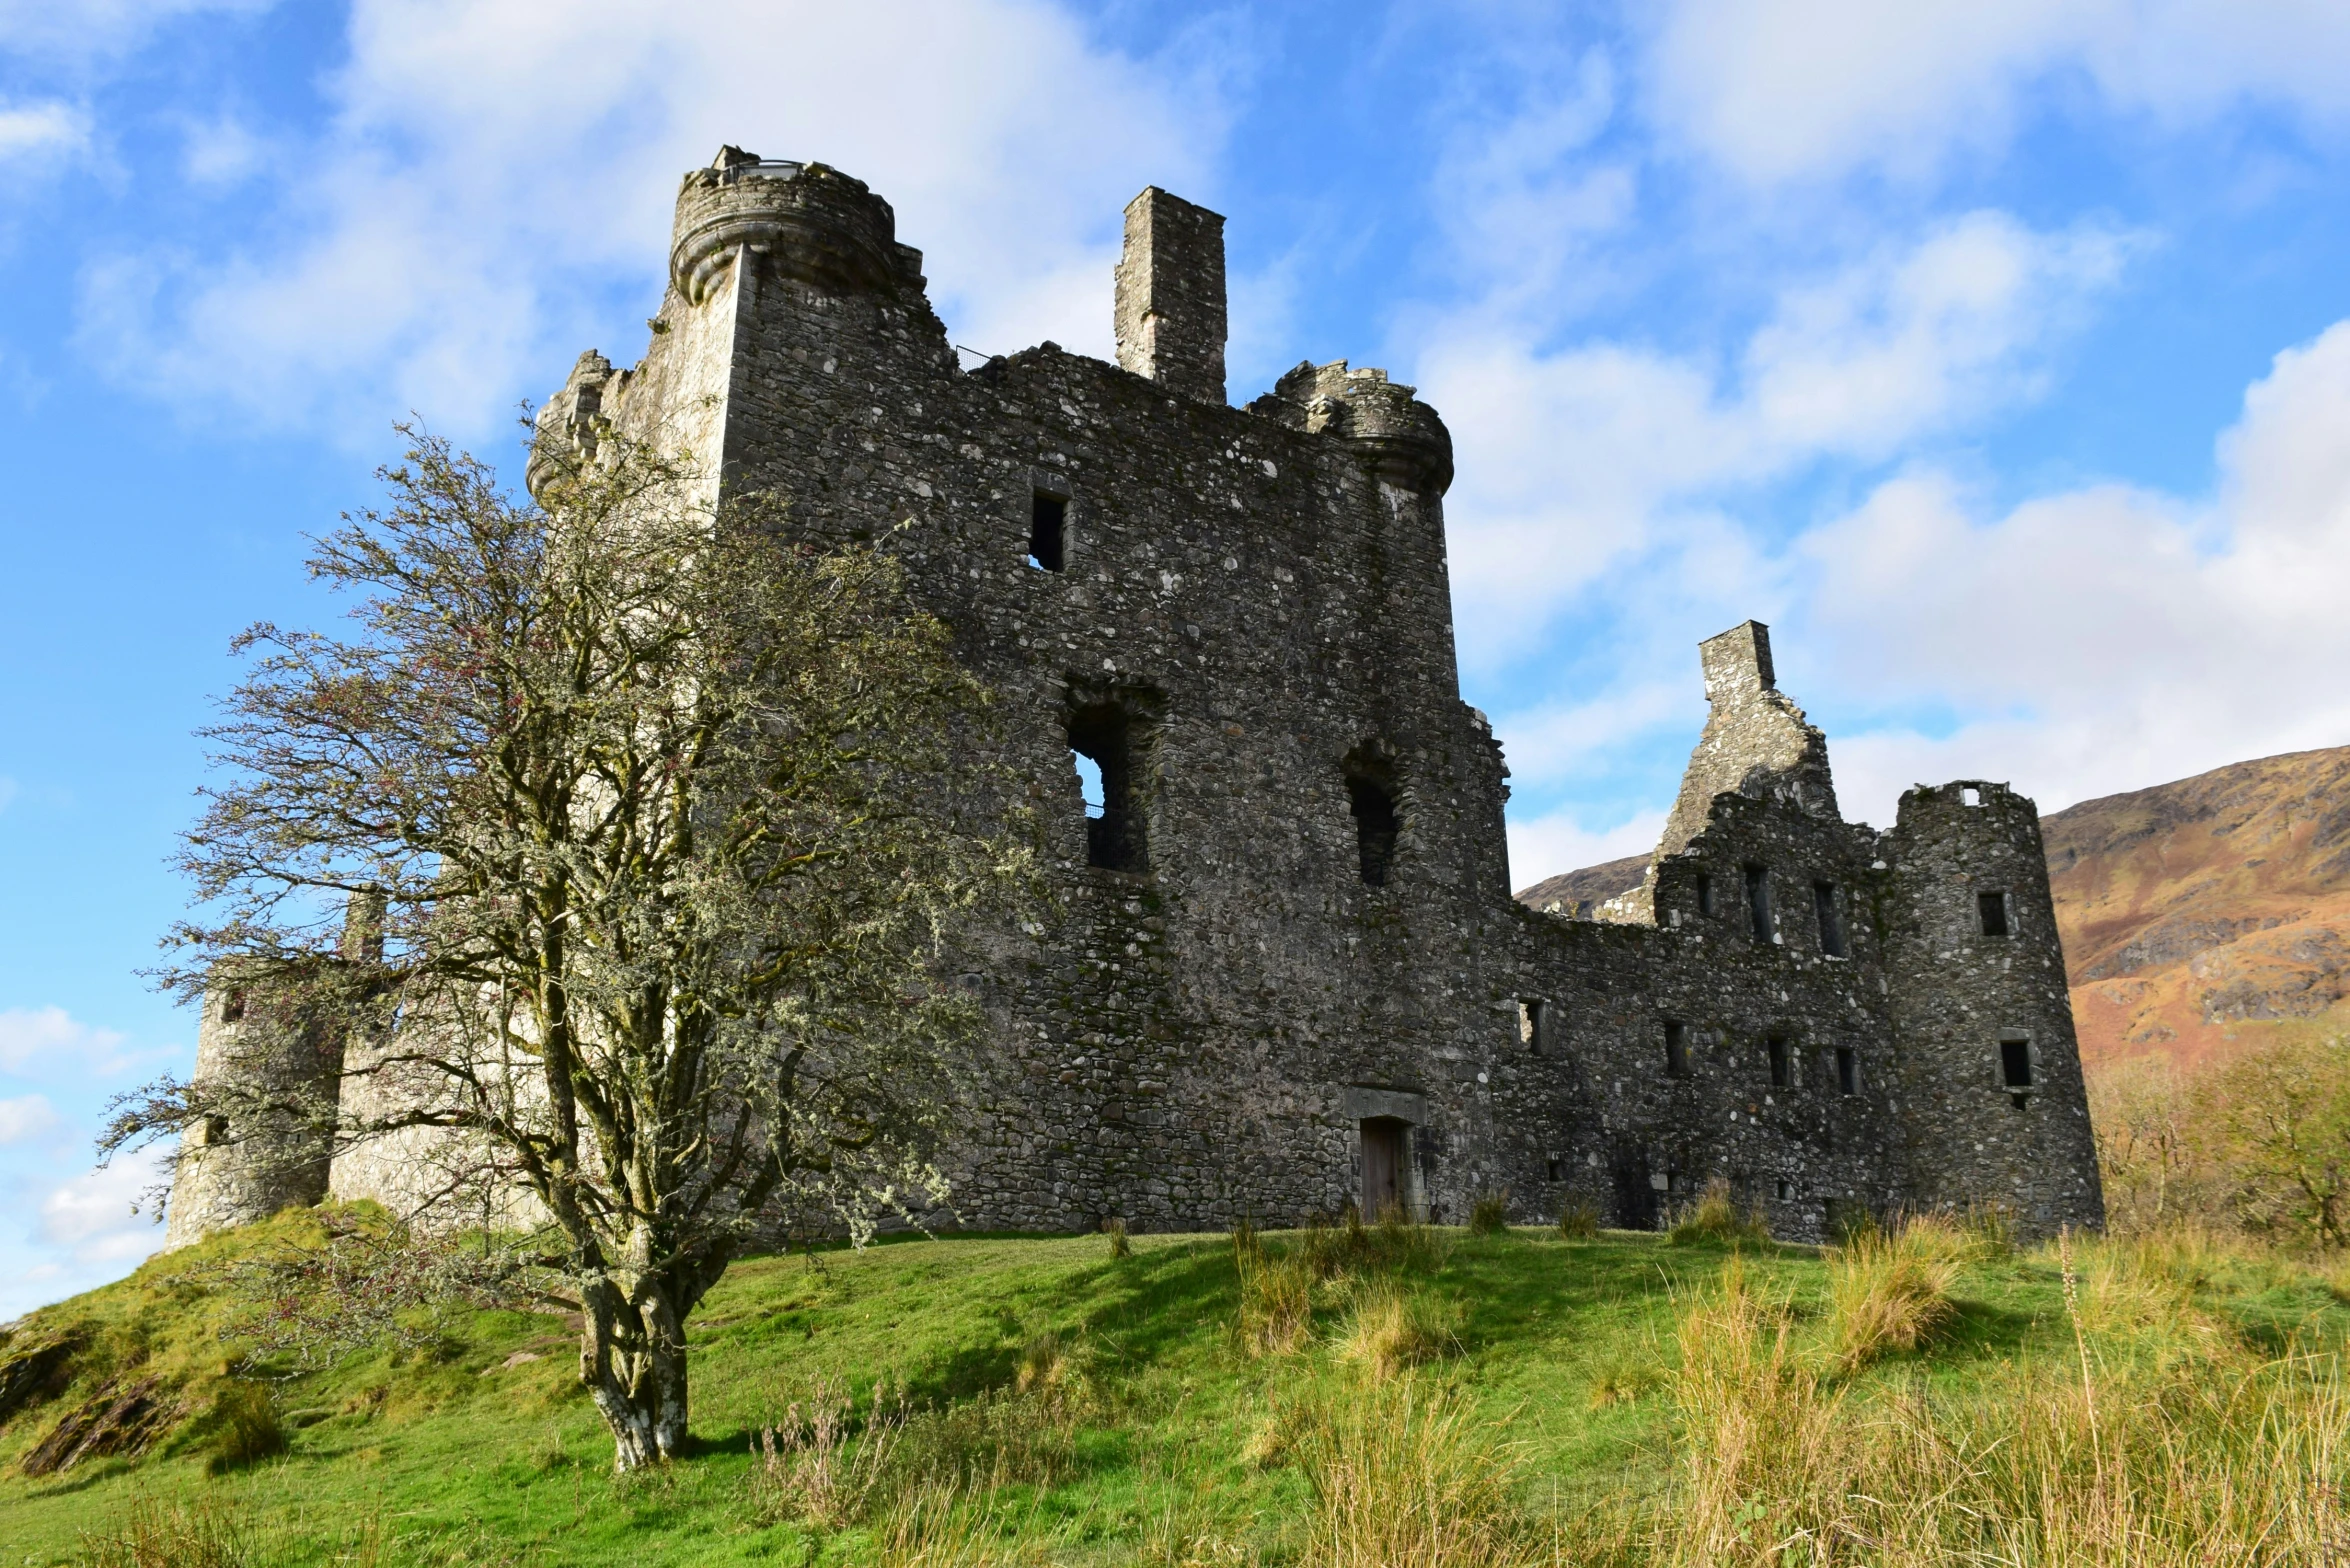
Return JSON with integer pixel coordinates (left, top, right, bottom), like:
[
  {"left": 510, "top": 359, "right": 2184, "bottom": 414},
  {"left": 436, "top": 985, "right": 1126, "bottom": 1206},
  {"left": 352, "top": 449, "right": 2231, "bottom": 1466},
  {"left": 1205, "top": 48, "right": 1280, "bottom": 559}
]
[{"left": 167, "top": 149, "right": 2104, "bottom": 1247}]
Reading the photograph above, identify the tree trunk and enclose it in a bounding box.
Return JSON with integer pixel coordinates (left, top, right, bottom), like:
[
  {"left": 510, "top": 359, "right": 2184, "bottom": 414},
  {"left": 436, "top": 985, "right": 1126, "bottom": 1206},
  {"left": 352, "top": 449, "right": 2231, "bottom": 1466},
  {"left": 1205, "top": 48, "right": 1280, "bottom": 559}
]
[{"left": 578, "top": 1268, "right": 693, "bottom": 1470}]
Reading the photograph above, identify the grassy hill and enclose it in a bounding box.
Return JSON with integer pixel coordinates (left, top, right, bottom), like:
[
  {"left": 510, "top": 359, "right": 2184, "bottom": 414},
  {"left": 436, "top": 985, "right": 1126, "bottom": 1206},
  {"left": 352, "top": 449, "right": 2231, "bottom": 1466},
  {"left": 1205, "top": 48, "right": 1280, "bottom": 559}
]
[{"left": 1, "top": 1205, "right": 2345, "bottom": 1565}]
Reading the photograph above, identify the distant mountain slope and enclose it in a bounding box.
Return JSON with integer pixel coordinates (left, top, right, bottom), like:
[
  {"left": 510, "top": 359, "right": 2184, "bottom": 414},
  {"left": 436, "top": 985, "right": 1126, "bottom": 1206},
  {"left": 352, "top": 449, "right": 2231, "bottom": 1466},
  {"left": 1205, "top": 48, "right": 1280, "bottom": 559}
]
[
  {"left": 2041, "top": 746, "right": 2350, "bottom": 1066},
  {"left": 1516, "top": 853, "right": 1648, "bottom": 916},
  {"left": 1513, "top": 746, "right": 2350, "bottom": 1068}
]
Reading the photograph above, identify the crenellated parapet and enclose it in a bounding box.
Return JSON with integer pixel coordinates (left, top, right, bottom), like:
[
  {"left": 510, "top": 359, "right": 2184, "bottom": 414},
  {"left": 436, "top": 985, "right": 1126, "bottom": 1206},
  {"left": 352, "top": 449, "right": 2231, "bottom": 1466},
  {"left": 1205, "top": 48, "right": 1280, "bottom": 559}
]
[
  {"left": 1255, "top": 360, "right": 1454, "bottom": 497},
  {"left": 669, "top": 148, "right": 926, "bottom": 308}
]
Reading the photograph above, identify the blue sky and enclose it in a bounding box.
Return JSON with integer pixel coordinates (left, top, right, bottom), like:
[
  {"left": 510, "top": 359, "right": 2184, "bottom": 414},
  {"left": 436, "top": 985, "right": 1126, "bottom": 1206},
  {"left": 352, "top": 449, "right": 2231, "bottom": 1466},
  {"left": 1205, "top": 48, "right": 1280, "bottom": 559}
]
[{"left": 7, "top": 0, "right": 2350, "bottom": 1312}]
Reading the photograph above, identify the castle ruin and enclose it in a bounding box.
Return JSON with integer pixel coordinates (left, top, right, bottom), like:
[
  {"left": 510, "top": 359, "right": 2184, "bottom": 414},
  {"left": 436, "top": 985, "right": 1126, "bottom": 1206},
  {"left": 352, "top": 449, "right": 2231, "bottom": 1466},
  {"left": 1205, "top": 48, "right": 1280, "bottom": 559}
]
[{"left": 166, "top": 151, "right": 2104, "bottom": 1248}]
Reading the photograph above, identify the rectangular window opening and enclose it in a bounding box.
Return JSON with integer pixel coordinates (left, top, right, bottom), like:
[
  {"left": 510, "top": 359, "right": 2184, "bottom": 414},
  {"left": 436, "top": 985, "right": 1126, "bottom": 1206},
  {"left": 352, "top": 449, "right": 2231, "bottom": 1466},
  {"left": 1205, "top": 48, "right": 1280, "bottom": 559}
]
[
  {"left": 1979, "top": 890, "right": 2010, "bottom": 938},
  {"left": 1346, "top": 764, "right": 1400, "bottom": 887},
  {"left": 1664, "top": 1019, "right": 1690, "bottom": 1078},
  {"left": 1836, "top": 1045, "right": 1858, "bottom": 1098},
  {"left": 2000, "top": 1038, "right": 2033, "bottom": 1091},
  {"left": 1745, "top": 865, "right": 1775, "bottom": 944},
  {"left": 1767, "top": 1034, "right": 1793, "bottom": 1089},
  {"left": 1961, "top": 785, "right": 1983, "bottom": 807},
  {"left": 1774, "top": 1177, "right": 1794, "bottom": 1201},
  {"left": 1069, "top": 704, "right": 1146, "bottom": 872},
  {"left": 1545, "top": 1157, "right": 1564, "bottom": 1182},
  {"left": 1518, "top": 998, "right": 1546, "bottom": 1054},
  {"left": 1696, "top": 873, "right": 1714, "bottom": 918},
  {"left": 1027, "top": 491, "right": 1067, "bottom": 572},
  {"left": 221, "top": 988, "right": 246, "bottom": 1025},
  {"left": 1814, "top": 881, "right": 1846, "bottom": 957}
]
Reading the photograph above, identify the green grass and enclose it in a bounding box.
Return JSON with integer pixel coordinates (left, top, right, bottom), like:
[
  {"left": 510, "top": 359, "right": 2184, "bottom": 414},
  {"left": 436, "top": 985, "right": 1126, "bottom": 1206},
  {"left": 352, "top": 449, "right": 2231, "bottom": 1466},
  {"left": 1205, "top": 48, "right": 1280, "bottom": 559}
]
[{"left": 0, "top": 1208, "right": 2345, "bottom": 1565}]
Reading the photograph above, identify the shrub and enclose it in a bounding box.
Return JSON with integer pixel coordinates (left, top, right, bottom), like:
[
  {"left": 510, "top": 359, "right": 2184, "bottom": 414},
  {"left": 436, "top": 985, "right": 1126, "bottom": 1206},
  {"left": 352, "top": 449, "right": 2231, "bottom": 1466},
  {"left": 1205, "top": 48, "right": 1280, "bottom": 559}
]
[
  {"left": 1828, "top": 1219, "right": 1960, "bottom": 1372},
  {"left": 1556, "top": 1201, "right": 1600, "bottom": 1240},
  {"left": 1335, "top": 1280, "right": 1453, "bottom": 1381},
  {"left": 1665, "top": 1177, "right": 1771, "bottom": 1247},
  {"left": 204, "top": 1382, "right": 286, "bottom": 1475},
  {"left": 1103, "top": 1216, "right": 1130, "bottom": 1260},
  {"left": 1468, "top": 1191, "right": 1511, "bottom": 1235}
]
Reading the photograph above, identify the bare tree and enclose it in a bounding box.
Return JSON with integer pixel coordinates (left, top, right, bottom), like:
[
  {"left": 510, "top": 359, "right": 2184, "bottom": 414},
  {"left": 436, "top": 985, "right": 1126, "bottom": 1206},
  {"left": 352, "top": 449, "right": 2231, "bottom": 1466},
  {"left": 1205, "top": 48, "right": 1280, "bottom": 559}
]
[{"left": 105, "top": 426, "right": 1029, "bottom": 1468}]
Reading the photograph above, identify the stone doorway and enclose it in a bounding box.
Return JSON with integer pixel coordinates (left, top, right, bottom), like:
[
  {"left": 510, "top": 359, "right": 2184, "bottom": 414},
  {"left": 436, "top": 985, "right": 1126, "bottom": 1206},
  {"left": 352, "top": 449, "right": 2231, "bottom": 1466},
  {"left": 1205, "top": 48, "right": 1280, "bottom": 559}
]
[{"left": 1360, "top": 1116, "right": 1407, "bottom": 1221}]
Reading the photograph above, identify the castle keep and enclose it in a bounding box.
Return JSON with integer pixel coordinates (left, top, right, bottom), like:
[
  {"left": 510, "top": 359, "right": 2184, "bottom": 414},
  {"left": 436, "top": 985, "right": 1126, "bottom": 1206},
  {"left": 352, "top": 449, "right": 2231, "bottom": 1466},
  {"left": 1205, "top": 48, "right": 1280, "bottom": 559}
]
[{"left": 166, "top": 150, "right": 2104, "bottom": 1248}]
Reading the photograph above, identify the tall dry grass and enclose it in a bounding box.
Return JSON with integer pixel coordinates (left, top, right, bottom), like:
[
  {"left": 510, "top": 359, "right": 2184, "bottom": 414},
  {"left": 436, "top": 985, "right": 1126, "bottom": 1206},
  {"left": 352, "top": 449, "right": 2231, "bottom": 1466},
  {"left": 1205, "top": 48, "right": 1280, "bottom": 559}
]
[
  {"left": 72, "top": 1497, "right": 383, "bottom": 1568},
  {"left": 1826, "top": 1215, "right": 1961, "bottom": 1372},
  {"left": 1294, "top": 1376, "right": 1538, "bottom": 1568},
  {"left": 1234, "top": 1224, "right": 1314, "bottom": 1357},
  {"left": 1335, "top": 1280, "right": 1454, "bottom": 1381},
  {"left": 1635, "top": 1231, "right": 2350, "bottom": 1566},
  {"left": 1665, "top": 1178, "right": 1771, "bottom": 1247}
]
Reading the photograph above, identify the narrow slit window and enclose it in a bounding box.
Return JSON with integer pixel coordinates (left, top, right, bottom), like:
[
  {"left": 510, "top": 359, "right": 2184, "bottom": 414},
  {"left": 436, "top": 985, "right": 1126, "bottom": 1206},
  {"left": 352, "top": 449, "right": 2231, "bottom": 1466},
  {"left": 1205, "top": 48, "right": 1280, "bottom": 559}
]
[
  {"left": 1664, "top": 1020, "right": 1690, "bottom": 1078},
  {"left": 2001, "top": 1038, "right": 2034, "bottom": 1091},
  {"left": 1813, "top": 881, "right": 1846, "bottom": 957},
  {"left": 1767, "top": 1035, "right": 1793, "bottom": 1089},
  {"left": 1518, "top": 998, "right": 1546, "bottom": 1054},
  {"left": 1745, "top": 865, "right": 1775, "bottom": 944},
  {"left": 1696, "top": 873, "right": 1715, "bottom": 918},
  {"left": 1068, "top": 704, "right": 1146, "bottom": 872},
  {"left": 1979, "top": 891, "right": 2010, "bottom": 937},
  {"left": 1836, "top": 1046, "right": 1859, "bottom": 1097},
  {"left": 1027, "top": 492, "right": 1067, "bottom": 572},
  {"left": 1345, "top": 757, "right": 1400, "bottom": 887}
]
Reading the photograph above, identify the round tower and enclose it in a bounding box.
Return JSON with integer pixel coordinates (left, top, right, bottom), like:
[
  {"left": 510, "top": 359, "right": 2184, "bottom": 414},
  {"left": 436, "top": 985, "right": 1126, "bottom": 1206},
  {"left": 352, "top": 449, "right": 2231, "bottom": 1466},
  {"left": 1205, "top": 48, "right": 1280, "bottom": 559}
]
[
  {"left": 161, "top": 968, "right": 345, "bottom": 1249},
  {"left": 1879, "top": 780, "right": 2105, "bottom": 1237},
  {"left": 669, "top": 147, "right": 927, "bottom": 308}
]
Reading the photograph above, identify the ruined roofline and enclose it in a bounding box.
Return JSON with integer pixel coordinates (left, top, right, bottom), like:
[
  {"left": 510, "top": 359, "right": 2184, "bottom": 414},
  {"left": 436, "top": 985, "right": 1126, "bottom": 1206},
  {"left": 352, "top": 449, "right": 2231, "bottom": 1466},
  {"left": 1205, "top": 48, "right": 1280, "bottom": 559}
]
[{"left": 1590, "top": 619, "right": 1841, "bottom": 925}]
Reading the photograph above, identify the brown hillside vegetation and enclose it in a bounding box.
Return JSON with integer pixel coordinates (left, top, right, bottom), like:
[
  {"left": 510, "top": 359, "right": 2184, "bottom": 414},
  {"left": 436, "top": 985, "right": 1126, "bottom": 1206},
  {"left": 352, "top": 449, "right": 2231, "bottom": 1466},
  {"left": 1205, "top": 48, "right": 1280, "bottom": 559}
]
[
  {"left": 1515, "top": 852, "right": 1647, "bottom": 916},
  {"left": 2042, "top": 745, "right": 2350, "bottom": 1068},
  {"left": 1515, "top": 745, "right": 2350, "bottom": 1070}
]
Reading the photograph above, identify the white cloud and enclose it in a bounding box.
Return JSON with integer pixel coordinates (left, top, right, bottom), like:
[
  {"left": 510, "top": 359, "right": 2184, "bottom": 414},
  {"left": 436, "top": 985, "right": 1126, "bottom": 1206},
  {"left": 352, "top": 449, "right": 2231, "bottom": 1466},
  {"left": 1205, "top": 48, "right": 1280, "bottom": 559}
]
[
  {"left": 1507, "top": 808, "right": 1666, "bottom": 891},
  {"left": 0, "top": 1005, "right": 132, "bottom": 1076},
  {"left": 37, "top": 1153, "right": 168, "bottom": 1267},
  {"left": 0, "top": 0, "right": 271, "bottom": 60},
  {"left": 80, "top": 0, "right": 1224, "bottom": 436},
  {"left": 1423, "top": 211, "right": 2126, "bottom": 667},
  {"left": 0, "top": 1095, "right": 58, "bottom": 1145},
  {"left": 1793, "top": 317, "right": 2350, "bottom": 823},
  {"left": 1645, "top": 0, "right": 2350, "bottom": 186},
  {"left": 0, "top": 100, "right": 87, "bottom": 167}
]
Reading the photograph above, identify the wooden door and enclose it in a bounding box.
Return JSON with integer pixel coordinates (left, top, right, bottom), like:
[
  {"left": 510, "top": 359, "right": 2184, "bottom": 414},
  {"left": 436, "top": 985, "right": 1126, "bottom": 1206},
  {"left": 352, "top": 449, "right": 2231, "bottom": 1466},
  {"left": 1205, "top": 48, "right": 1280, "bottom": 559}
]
[{"left": 1360, "top": 1117, "right": 1405, "bottom": 1221}]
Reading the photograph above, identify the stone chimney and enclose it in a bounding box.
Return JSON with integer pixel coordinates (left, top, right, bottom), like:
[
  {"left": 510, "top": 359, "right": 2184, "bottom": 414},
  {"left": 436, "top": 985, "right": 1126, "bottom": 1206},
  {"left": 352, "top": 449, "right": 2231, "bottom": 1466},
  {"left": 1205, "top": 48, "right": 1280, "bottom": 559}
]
[
  {"left": 1699, "top": 620, "right": 1777, "bottom": 705},
  {"left": 1114, "top": 187, "right": 1227, "bottom": 404}
]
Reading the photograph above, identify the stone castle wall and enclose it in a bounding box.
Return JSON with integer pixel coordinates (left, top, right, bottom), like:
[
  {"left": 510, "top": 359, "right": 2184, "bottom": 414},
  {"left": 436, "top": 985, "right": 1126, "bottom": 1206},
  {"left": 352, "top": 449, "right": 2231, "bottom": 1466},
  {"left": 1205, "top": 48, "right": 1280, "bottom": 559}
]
[{"left": 165, "top": 150, "right": 2104, "bottom": 1247}]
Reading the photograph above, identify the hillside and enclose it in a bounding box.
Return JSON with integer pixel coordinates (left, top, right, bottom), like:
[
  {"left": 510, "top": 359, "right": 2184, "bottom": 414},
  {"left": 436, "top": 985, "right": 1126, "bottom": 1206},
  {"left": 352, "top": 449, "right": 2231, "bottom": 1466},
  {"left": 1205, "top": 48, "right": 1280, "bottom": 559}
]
[
  {"left": 2040, "top": 746, "right": 2350, "bottom": 1066},
  {"left": 1515, "top": 853, "right": 1647, "bottom": 916},
  {"left": 3, "top": 1206, "right": 2341, "bottom": 1564}
]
